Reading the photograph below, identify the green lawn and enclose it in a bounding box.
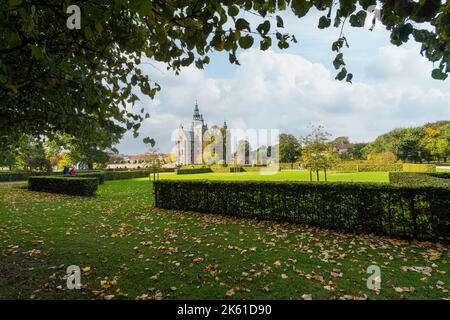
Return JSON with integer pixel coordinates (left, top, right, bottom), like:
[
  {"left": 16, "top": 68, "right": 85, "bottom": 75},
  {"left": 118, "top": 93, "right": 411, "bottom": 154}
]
[
  {"left": 158, "top": 170, "right": 390, "bottom": 183},
  {"left": 0, "top": 178, "right": 448, "bottom": 300}
]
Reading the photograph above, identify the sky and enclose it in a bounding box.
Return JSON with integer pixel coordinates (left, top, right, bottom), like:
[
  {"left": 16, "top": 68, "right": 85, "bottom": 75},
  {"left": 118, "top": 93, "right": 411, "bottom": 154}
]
[{"left": 116, "top": 8, "right": 450, "bottom": 155}]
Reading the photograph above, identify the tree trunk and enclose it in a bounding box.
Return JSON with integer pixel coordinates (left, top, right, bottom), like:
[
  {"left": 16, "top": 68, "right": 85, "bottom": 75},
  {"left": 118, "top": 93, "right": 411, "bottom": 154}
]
[
  {"left": 316, "top": 170, "right": 319, "bottom": 183},
  {"left": 309, "top": 169, "right": 312, "bottom": 182},
  {"left": 324, "top": 167, "right": 327, "bottom": 182}
]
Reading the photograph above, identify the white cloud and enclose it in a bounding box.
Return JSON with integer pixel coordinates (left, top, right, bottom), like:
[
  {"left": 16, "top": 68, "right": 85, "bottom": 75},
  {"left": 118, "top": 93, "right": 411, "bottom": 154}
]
[
  {"left": 365, "top": 45, "right": 431, "bottom": 80},
  {"left": 117, "top": 49, "right": 450, "bottom": 154}
]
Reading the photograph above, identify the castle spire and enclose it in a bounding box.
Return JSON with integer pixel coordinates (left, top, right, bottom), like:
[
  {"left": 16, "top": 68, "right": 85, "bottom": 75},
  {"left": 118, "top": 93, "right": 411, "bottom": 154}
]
[{"left": 193, "top": 100, "right": 201, "bottom": 120}]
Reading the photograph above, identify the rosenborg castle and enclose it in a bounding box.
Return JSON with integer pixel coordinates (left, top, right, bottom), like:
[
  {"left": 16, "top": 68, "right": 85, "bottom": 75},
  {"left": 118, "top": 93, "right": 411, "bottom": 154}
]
[{"left": 175, "top": 102, "right": 231, "bottom": 165}]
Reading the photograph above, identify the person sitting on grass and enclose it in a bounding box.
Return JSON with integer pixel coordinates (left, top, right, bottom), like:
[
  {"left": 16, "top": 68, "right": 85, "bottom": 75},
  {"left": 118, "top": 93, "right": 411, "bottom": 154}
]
[
  {"left": 69, "top": 167, "right": 77, "bottom": 175},
  {"left": 62, "top": 165, "right": 69, "bottom": 175}
]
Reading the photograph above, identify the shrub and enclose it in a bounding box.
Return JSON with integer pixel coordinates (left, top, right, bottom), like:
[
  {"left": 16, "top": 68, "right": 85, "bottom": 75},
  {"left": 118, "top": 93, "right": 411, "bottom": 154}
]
[
  {"left": 403, "top": 163, "right": 436, "bottom": 173},
  {"left": 176, "top": 168, "right": 213, "bottom": 175},
  {"left": 28, "top": 177, "right": 98, "bottom": 196},
  {"left": 389, "top": 172, "right": 449, "bottom": 187},
  {"left": 154, "top": 180, "right": 450, "bottom": 241}
]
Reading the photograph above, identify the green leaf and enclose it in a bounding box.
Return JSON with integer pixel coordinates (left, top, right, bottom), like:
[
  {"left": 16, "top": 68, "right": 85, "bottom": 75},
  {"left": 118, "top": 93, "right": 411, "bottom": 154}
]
[
  {"left": 346, "top": 73, "right": 353, "bottom": 83},
  {"left": 291, "top": 0, "right": 312, "bottom": 18},
  {"left": 228, "top": 5, "right": 239, "bottom": 17},
  {"left": 349, "top": 10, "right": 367, "bottom": 27},
  {"left": 235, "top": 18, "right": 250, "bottom": 31},
  {"left": 239, "top": 35, "right": 254, "bottom": 49},
  {"left": 431, "top": 68, "right": 448, "bottom": 80},
  {"left": 333, "top": 53, "right": 345, "bottom": 70},
  {"left": 260, "top": 37, "right": 272, "bottom": 51},
  {"left": 335, "top": 67, "right": 347, "bottom": 81},
  {"left": 318, "top": 16, "right": 331, "bottom": 29},
  {"left": 276, "top": 15, "right": 284, "bottom": 28},
  {"left": 256, "top": 21, "right": 271, "bottom": 36}
]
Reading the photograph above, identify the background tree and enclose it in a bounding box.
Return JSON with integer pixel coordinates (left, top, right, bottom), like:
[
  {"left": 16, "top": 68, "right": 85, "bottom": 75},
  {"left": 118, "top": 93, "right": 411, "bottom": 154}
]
[
  {"left": 279, "top": 133, "right": 300, "bottom": 167},
  {"left": 0, "top": 146, "right": 17, "bottom": 171},
  {"left": 16, "top": 137, "right": 52, "bottom": 172},
  {"left": 300, "top": 126, "right": 339, "bottom": 182},
  {"left": 340, "top": 143, "right": 367, "bottom": 160},
  {"left": 1, "top": 0, "right": 449, "bottom": 153},
  {"left": 363, "top": 121, "right": 449, "bottom": 163},
  {"left": 330, "top": 136, "right": 350, "bottom": 147}
]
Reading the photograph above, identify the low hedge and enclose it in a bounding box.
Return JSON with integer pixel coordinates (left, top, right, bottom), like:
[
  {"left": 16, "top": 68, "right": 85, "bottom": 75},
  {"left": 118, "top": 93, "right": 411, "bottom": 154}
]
[
  {"left": 403, "top": 163, "right": 436, "bottom": 173},
  {"left": 103, "top": 170, "right": 155, "bottom": 180},
  {"left": 389, "top": 172, "right": 449, "bottom": 187},
  {"left": 0, "top": 171, "right": 62, "bottom": 182},
  {"left": 0, "top": 172, "right": 30, "bottom": 182},
  {"left": 176, "top": 168, "right": 213, "bottom": 175},
  {"left": 154, "top": 180, "right": 450, "bottom": 241},
  {"left": 357, "top": 163, "right": 403, "bottom": 172},
  {"left": 429, "top": 172, "right": 450, "bottom": 179},
  {"left": 334, "top": 161, "right": 403, "bottom": 172},
  {"left": 65, "top": 172, "right": 105, "bottom": 184},
  {"left": 28, "top": 176, "right": 98, "bottom": 196}
]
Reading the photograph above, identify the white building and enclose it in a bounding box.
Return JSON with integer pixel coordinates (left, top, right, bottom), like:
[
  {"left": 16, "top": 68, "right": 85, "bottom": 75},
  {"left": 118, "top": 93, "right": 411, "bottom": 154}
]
[{"left": 175, "top": 102, "right": 230, "bottom": 165}]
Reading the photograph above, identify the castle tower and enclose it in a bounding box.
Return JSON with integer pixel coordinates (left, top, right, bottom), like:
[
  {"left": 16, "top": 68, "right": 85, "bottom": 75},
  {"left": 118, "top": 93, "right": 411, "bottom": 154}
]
[{"left": 191, "top": 101, "right": 204, "bottom": 164}]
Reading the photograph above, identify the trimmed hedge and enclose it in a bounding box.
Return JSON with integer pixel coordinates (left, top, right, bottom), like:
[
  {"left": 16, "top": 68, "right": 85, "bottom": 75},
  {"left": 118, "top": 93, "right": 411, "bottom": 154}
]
[
  {"left": 403, "top": 163, "right": 436, "bottom": 173},
  {"left": 0, "top": 172, "right": 29, "bottom": 182},
  {"left": 176, "top": 168, "right": 213, "bottom": 175},
  {"left": 65, "top": 172, "right": 105, "bottom": 184},
  {"left": 0, "top": 171, "right": 63, "bottom": 182},
  {"left": 429, "top": 172, "right": 450, "bottom": 179},
  {"left": 389, "top": 172, "right": 449, "bottom": 187},
  {"left": 334, "top": 161, "right": 403, "bottom": 172},
  {"left": 357, "top": 163, "right": 403, "bottom": 172},
  {"left": 154, "top": 180, "right": 450, "bottom": 241},
  {"left": 28, "top": 176, "right": 98, "bottom": 196},
  {"left": 103, "top": 169, "right": 155, "bottom": 180}
]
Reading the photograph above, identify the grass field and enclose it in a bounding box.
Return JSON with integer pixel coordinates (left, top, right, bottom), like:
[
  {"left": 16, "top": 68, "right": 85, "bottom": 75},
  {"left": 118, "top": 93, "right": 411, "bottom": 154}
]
[
  {"left": 0, "top": 178, "right": 448, "bottom": 300},
  {"left": 158, "top": 170, "right": 390, "bottom": 183}
]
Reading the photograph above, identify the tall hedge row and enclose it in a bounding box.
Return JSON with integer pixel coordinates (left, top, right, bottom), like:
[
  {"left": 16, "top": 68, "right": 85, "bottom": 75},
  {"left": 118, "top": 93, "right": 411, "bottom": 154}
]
[
  {"left": 154, "top": 180, "right": 450, "bottom": 241},
  {"left": 334, "top": 162, "right": 403, "bottom": 172},
  {"left": 403, "top": 163, "right": 436, "bottom": 173},
  {"left": 28, "top": 177, "right": 98, "bottom": 196}
]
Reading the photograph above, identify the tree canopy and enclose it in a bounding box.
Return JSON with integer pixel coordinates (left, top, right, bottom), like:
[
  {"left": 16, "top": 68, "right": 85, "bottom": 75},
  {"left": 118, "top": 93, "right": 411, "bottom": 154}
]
[
  {"left": 363, "top": 121, "right": 450, "bottom": 162},
  {"left": 1, "top": 0, "right": 449, "bottom": 152},
  {"left": 279, "top": 133, "right": 300, "bottom": 163}
]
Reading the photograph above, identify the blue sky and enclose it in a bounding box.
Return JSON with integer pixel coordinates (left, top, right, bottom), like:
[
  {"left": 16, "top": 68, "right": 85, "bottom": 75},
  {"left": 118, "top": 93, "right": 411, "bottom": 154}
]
[{"left": 116, "top": 9, "right": 449, "bottom": 155}]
